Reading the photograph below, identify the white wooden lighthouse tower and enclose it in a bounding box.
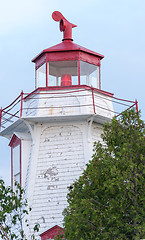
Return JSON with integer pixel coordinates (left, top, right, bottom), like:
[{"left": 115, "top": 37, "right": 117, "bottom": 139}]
[{"left": 0, "top": 11, "right": 114, "bottom": 239}]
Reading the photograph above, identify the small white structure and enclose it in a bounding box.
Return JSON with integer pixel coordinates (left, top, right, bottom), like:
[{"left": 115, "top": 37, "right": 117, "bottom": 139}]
[{"left": 0, "top": 11, "right": 114, "bottom": 239}]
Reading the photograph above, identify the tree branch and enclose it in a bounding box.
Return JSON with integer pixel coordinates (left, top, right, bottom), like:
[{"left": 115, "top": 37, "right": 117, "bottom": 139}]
[{"left": 0, "top": 224, "right": 9, "bottom": 240}]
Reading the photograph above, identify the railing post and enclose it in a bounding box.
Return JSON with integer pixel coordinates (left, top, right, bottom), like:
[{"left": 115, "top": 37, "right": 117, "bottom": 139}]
[
  {"left": 20, "top": 90, "right": 23, "bottom": 117},
  {"left": 78, "top": 60, "right": 80, "bottom": 85},
  {"left": 135, "top": 99, "right": 139, "bottom": 119},
  {"left": 0, "top": 107, "right": 2, "bottom": 131},
  {"left": 91, "top": 88, "right": 96, "bottom": 114},
  {"left": 99, "top": 64, "right": 101, "bottom": 90}
]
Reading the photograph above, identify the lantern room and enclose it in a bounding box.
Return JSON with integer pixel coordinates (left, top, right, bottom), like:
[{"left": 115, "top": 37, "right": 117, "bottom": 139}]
[{"left": 32, "top": 11, "right": 104, "bottom": 89}]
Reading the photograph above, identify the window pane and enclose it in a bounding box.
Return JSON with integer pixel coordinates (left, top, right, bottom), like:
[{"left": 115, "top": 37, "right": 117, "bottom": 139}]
[
  {"left": 80, "top": 61, "right": 99, "bottom": 88},
  {"left": 14, "top": 173, "right": 20, "bottom": 184},
  {"left": 48, "top": 61, "right": 78, "bottom": 86},
  {"left": 13, "top": 145, "right": 20, "bottom": 176},
  {"left": 36, "top": 63, "right": 46, "bottom": 88}
]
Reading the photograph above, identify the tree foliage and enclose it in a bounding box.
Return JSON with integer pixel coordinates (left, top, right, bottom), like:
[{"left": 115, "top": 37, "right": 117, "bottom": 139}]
[
  {"left": 0, "top": 180, "right": 39, "bottom": 239},
  {"left": 58, "top": 109, "right": 145, "bottom": 240}
]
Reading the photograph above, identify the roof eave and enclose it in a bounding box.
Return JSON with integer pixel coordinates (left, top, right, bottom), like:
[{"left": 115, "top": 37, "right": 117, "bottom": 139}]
[{"left": 32, "top": 48, "right": 104, "bottom": 63}]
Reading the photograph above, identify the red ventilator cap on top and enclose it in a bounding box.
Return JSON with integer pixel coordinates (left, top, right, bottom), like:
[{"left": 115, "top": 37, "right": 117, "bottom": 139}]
[{"left": 52, "top": 11, "right": 77, "bottom": 41}]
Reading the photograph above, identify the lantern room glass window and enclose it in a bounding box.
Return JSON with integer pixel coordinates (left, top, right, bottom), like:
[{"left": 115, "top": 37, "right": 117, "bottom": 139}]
[
  {"left": 36, "top": 63, "right": 46, "bottom": 88},
  {"left": 80, "top": 61, "right": 100, "bottom": 88},
  {"left": 35, "top": 60, "right": 100, "bottom": 88},
  {"left": 47, "top": 60, "right": 78, "bottom": 86}
]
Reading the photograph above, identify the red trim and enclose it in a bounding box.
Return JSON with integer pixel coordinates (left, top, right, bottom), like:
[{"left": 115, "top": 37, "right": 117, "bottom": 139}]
[
  {"left": 9, "top": 134, "right": 20, "bottom": 147},
  {"left": 35, "top": 52, "right": 101, "bottom": 70},
  {"left": 20, "top": 141, "right": 22, "bottom": 186},
  {"left": 2, "top": 110, "right": 19, "bottom": 119},
  {"left": 34, "top": 56, "right": 46, "bottom": 70},
  {"left": 24, "top": 85, "right": 114, "bottom": 101},
  {"left": 9, "top": 134, "right": 21, "bottom": 188},
  {"left": 46, "top": 61, "right": 48, "bottom": 87},
  {"left": 116, "top": 103, "right": 136, "bottom": 118},
  {"left": 32, "top": 41, "right": 104, "bottom": 63},
  {"left": 112, "top": 95, "right": 135, "bottom": 104},
  {"left": 3, "top": 94, "right": 21, "bottom": 111},
  {"left": 40, "top": 225, "right": 64, "bottom": 240},
  {"left": 135, "top": 99, "right": 139, "bottom": 119},
  {"left": 20, "top": 90, "right": 23, "bottom": 117},
  {"left": 11, "top": 147, "right": 13, "bottom": 187},
  {"left": 78, "top": 60, "right": 80, "bottom": 85},
  {"left": 99, "top": 64, "right": 101, "bottom": 90},
  {"left": 135, "top": 99, "right": 138, "bottom": 113}
]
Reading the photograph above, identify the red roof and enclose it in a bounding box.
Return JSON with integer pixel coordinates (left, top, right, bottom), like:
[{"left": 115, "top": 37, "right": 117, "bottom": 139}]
[
  {"left": 40, "top": 225, "right": 64, "bottom": 240},
  {"left": 32, "top": 40, "right": 104, "bottom": 62}
]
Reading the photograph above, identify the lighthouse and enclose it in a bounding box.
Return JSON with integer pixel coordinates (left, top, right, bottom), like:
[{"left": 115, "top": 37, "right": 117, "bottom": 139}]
[{"left": 0, "top": 11, "right": 114, "bottom": 239}]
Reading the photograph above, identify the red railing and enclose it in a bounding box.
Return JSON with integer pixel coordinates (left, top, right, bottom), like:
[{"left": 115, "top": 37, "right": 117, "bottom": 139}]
[{"left": 0, "top": 87, "right": 137, "bottom": 131}]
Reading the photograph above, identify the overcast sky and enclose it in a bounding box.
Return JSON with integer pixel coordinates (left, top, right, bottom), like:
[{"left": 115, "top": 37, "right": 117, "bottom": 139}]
[{"left": 0, "top": 0, "right": 145, "bottom": 185}]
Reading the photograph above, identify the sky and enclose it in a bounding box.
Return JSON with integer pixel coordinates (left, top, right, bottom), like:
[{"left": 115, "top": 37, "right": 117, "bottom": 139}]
[{"left": 0, "top": 0, "right": 145, "bottom": 185}]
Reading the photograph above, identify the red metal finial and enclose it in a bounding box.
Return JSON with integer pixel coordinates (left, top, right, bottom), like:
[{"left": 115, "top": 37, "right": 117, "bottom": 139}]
[{"left": 52, "top": 11, "right": 77, "bottom": 41}]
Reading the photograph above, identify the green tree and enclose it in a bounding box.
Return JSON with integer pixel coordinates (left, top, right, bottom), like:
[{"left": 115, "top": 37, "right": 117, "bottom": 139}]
[
  {"left": 57, "top": 109, "right": 145, "bottom": 240},
  {"left": 0, "top": 180, "right": 39, "bottom": 239}
]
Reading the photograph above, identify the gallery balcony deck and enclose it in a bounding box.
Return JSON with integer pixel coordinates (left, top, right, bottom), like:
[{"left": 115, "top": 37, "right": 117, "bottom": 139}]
[{"left": 0, "top": 85, "right": 136, "bottom": 139}]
